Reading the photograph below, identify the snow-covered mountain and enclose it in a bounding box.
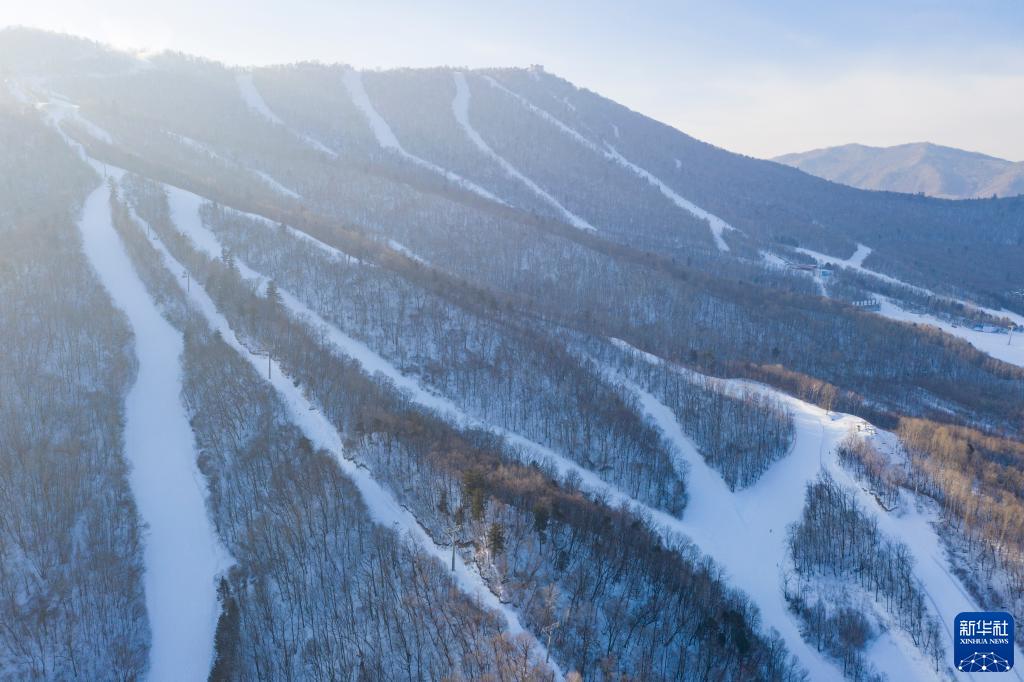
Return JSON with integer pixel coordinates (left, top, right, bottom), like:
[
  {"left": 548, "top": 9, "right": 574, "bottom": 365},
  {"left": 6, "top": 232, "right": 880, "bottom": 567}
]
[
  {"left": 775, "top": 142, "right": 1024, "bottom": 199},
  {"left": 2, "top": 28, "right": 1023, "bottom": 682}
]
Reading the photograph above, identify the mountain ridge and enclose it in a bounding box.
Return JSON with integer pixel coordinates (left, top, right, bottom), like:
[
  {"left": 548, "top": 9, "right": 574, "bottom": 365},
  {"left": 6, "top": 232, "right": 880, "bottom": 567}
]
[{"left": 774, "top": 141, "right": 1024, "bottom": 199}]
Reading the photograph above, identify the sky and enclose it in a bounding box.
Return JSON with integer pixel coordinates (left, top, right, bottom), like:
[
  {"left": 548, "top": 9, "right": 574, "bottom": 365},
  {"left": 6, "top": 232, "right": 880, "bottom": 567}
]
[{"left": 3, "top": 0, "right": 1023, "bottom": 160}]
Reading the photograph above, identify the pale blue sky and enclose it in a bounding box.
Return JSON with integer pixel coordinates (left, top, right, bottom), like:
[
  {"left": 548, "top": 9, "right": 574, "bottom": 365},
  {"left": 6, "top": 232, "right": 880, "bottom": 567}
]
[{"left": 4, "top": 1, "right": 1023, "bottom": 159}]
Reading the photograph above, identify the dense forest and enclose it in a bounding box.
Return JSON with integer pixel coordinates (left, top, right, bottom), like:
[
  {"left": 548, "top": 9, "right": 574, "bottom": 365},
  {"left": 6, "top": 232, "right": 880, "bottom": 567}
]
[{"left": 2, "top": 27, "right": 1022, "bottom": 681}]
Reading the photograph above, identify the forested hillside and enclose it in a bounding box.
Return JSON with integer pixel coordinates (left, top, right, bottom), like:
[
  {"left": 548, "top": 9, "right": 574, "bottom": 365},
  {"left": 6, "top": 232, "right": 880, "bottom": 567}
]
[{"left": 1, "top": 27, "right": 1022, "bottom": 681}]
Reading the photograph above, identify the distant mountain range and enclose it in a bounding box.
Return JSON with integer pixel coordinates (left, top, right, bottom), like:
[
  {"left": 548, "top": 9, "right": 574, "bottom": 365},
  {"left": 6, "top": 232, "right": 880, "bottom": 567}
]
[{"left": 774, "top": 142, "right": 1024, "bottom": 199}]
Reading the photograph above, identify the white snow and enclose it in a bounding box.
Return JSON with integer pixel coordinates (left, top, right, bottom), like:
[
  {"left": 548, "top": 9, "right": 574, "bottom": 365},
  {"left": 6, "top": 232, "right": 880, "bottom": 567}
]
[
  {"left": 482, "top": 76, "right": 737, "bottom": 250},
  {"left": 847, "top": 243, "right": 872, "bottom": 268},
  {"left": 76, "top": 174, "right": 229, "bottom": 682},
  {"left": 604, "top": 144, "right": 735, "bottom": 251},
  {"left": 236, "top": 73, "right": 339, "bottom": 158},
  {"left": 877, "top": 298, "right": 1024, "bottom": 369},
  {"left": 610, "top": 337, "right": 1024, "bottom": 681},
  {"left": 796, "top": 245, "right": 1024, "bottom": 367},
  {"left": 760, "top": 251, "right": 789, "bottom": 270},
  {"left": 136, "top": 189, "right": 562, "bottom": 679},
  {"left": 252, "top": 170, "right": 301, "bottom": 199},
  {"left": 386, "top": 238, "right": 431, "bottom": 266},
  {"left": 148, "top": 182, "right": 1003, "bottom": 678},
  {"left": 451, "top": 72, "right": 596, "bottom": 232},
  {"left": 341, "top": 69, "right": 504, "bottom": 204},
  {"left": 39, "top": 97, "right": 113, "bottom": 145},
  {"left": 236, "top": 73, "right": 283, "bottom": 125},
  {"left": 796, "top": 244, "right": 934, "bottom": 296}
]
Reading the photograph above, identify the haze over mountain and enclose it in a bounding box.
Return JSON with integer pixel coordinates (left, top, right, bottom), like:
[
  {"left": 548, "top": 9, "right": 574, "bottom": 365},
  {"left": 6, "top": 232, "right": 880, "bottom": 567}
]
[
  {"left": 2, "top": 27, "right": 1024, "bottom": 682},
  {"left": 775, "top": 142, "right": 1024, "bottom": 199}
]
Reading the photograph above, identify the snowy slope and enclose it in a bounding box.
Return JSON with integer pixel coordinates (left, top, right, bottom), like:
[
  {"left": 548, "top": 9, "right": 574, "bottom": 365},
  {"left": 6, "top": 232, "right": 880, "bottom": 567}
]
[
  {"left": 341, "top": 68, "right": 504, "bottom": 203},
  {"left": 236, "top": 72, "right": 339, "bottom": 158},
  {"left": 160, "top": 190, "right": 839, "bottom": 678},
  {"left": 76, "top": 177, "right": 229, "bottom": 682},
  {"left": 797, "top": 245, "right": 1024, "bottom": 367},
  {"left": 133, "top": 184, "right": 562, "bottom": 679},
  {"left": 483, "top": 76, "right": 737, "bottom": 250},
  {"left": 610, "top": 338, "right": 1024, "bottom": 681},
  {"left": 877, "top": 298, "right": 1024, "bottom": 369},
  {"left": 451, "top": 72, "right": 596, "bottom": 232}
]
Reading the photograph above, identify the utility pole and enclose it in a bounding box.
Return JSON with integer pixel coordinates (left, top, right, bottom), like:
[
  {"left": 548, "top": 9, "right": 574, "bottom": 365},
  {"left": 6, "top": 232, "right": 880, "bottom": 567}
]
[
  {"left": 254, "top": 349, "right": 273, "bottom": 380},
  {"left": 182, "top": 269, "right": 190, "bottom": 293},
  {"left": 447, "top": 525, "right": 457, "bottom": 572}
]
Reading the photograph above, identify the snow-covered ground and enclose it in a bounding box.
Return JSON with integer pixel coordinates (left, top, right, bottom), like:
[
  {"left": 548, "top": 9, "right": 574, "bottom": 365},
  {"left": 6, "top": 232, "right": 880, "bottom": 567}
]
[
  {"left": 451, "top": 72, "right": 596, "bottom": 232},
  {"left": 386, "top": 238, "right": 431, "bottom": 266},
  {"left": 164, "top": 131, "right": 301, "bottom": 198},
  {"left": 877, "top": 298, "right": 1023, "bottom": 369},
  {"left": 77, "top": 176, "right": 229, "bottom": 682},
  {"left": 796, "top": 245, "right": 1024, "bottom": 368},
  {"left": 340, "top": 69, "right": 504, "bottom": 204},
  {"left": 603, "top": 145, "right": 736, "bottom": 251},
  {"left": 251, "top": 170, "right": 301, "bottom": 199},
  {"left": 134, "top": 183, "right": 562, "bottom": 679},
  {"left": 157, "top": 188, "right": 843, "bottom": 678},
  {"left": 236, "top": 72, "right": 339, "bottom": 158},
  {"left": 797, "top": 244, "right": 934, "bottom": 297},
  {"left": 482, "top": 76, "right": 737, "bottom": 250},
  {"left": 41, "top": 90, "right": 230, "bottom": 682},
  {"left": 606, "top": 337, "right": 1024, "bottom": 681}
]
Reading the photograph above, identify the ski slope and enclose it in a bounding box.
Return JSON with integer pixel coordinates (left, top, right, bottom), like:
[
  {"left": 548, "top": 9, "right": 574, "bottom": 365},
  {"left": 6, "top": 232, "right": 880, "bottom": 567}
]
[
  {"left": 483, "top": 76, "right": 737, "bottom": 250},
  {"left": 133, "top": 184, "right": 562, "bottom": 680},
  {"left": 797, "top": 244, "right": 932, "bottom": 296},
  {"left": 76, "top": 177, "right": 229, "bottom": 682},
  {"left": 236, "top": 73, "right": 339, "bottom": 158},
  {"left": 611, "top": 337, "right": 1024, "bottom": 681},
  {"left": 877, "top": 298, "right": 1024, "bottom": 369},
  {"left": 797, "top": 245, "right": 1024, "bottom": 368},
  {"left": 155, "top": 188, "right": 840, "bottom": 678},
  {"left": 341, "top": 69, "right": 504, "bottom": 204},
  {"left": 451, "top": 72, "right": 596, "bottom": 232},
  {"left": 251, "top": 170, "right": 301, "bottom": 199}
]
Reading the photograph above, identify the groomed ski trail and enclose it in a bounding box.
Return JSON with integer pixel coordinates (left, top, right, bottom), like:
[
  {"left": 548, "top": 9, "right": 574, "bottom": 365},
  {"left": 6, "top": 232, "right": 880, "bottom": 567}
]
[
  {"left": 159, "top": 187, "right": 840, "bottom": 679},
  {"left": 76, "top": 177, "right": 230, "bottom": 682},
  {"left": 236, "top": 72, "right": 340, "bottom": 159},
  {"left": 340, "top": 68, "right": 504, "bottom": 204},
  {"left": 451, "top": 72, "right": 596, "bottom": 232},
  {"left": 133, "top": 185, "right": 563, "bottom": 681},
  {"left": 611, "top": 337, "right": 1024, "bottom": 681},
  {"left": 482, "top": 76, "right": 736, "bottom": 250}
]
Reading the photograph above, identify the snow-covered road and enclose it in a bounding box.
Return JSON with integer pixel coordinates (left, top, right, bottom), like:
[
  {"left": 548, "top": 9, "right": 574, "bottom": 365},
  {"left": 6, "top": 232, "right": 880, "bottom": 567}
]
[{"left": 76, "top": 178, "right": 229, "bottom": 682}]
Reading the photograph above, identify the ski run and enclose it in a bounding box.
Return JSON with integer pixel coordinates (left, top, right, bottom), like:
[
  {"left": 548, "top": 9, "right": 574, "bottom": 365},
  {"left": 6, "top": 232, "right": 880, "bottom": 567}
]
[
  {"left": 796, "top": 244, "right": 1024, "bottom": 368},
  {"left": 137, "top": 175, "right": 1003, "bottom": 681},
  {"left": 42, "top": 92, "right": 231, "bottom": 682},
  {"left": 482, "top": 75, "right": 737, "bottom": 250},
  {"left": 236, "top": 72, "right": 340, "bottom": 158},
  {"left": 127, "top": 179, "right": 564, "bottom": 680},
  {"left": 41, "top": 85, "right": 1019, "bottom": 681},
  {"left": 340, "top": 68, "right": 504, "bottom": 204},
  {"left": 451, "top": 72, "right": 597, "bottom": 232},
  {"left": 76, "top": 173, "right": 230, "bottom": 682}
]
